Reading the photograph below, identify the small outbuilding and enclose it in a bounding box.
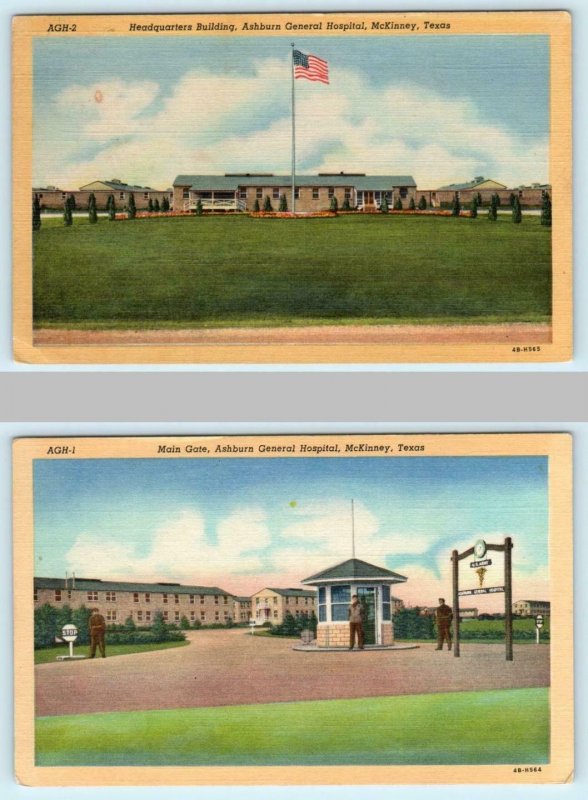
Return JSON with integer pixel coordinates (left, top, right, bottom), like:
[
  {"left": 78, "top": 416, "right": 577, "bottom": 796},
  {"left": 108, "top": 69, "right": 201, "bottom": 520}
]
[{"left": 301, "top": 557, "right": 408, "bottom": 648}]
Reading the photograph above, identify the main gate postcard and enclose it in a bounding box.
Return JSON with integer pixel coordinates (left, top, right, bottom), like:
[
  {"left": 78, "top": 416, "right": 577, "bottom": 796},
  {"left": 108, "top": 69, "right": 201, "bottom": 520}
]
[
  {"left": 12, "top": 11, "right": 571, "bottom": 363},
  {"left": 13, "top": 433, "right": 573, "bottom": 785}
]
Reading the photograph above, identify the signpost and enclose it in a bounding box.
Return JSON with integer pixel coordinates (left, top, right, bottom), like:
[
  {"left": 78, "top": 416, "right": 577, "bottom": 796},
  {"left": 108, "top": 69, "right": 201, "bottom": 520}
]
[
  {"left": 535, "top": 614, "right": 544, "bottom": 645},
  {"left": 451, "top": 536, "right": 514, "bottom": 661},
  {"left": 249, "top": 619, "right": 257, "bottom": 636},
  {"left": 60, "top": 624, "right": 78, "bottom": 658}
]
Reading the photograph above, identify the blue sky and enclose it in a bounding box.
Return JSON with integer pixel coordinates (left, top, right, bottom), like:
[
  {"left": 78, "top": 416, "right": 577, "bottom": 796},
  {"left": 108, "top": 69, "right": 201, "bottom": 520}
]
[
  {"left": 33, "top": 455, "right": 548, "bottom": 608},
  {"left": 33, "top": 34, "right": 549, "bottom": 189}
]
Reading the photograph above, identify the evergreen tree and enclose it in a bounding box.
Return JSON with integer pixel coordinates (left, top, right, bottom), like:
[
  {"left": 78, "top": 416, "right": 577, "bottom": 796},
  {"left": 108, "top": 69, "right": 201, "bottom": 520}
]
[
  {"left": 330, "top": 195, "right": 339, "bottom": 212},
  {"left": 72, "top": 605, "right": 92, "bottom": 645},
  {"left": 477, "top": 192, "right": 482, "bottom": 206},
  {"left": 509, "top": 192, "right": 516, "bottom": 207},
  {"left": 127, "top": 192, "right": 137, "bottom": 219},
  {"left": 495, "top": 193, "right": 502, "bottom": 207},
  {"left": 123, "top": 615, "right": 136, "bottom": 632},
  {"left": 279, "top": 194, "right": 288, "bottom": 212},
  {"left": 308, "top": 611, "right": 318, "bottom": 636},
  {"left": 88, "top": 193, "right": 98, "bottom": 224},
  {"left": 107, "top": 194, "right": 116, "bottom": 221},
  {"left": 342, "top": 198, "right": 351, "bottom": 211},
  {"left": 488, "top": 193, "right": 498, "bottom": 221},
  {"left": 68, "top": 193, "right": 76, "bottom": 211},
  {"left": 394, "top": 197, "right": 403, "bottom": 210},
  {"left": 540, "top": 191, "right": 552, "bottom": 227},
  {"left": 161, "top": 196, "right": 170, "bottom": 212},
  {"left": 263, "top": 195, "right": 273, "bottom": 212},
  {"left": 148, "top": 198, "right": 154, "bottom": 212},
  {"left": 154, "top": 198, "right": 160, "bottom": 212},
  {"left": 151, "top": 610, "right": 168, "bottom": 642},
  {"left": 451, "top": 192, "right": 461, "bottom": 217},
  {"left": 253, "top": 198, "right": 260, "bottom": 212},
  {"left": 379, "top": 195, "right": 389, "bottom": 214},
  {"left": 471, "top": 194, "right": 479, "bottom": 218},
  {"left": 63, "top": 199, "right": 73, "bottom": 227},
  {"left": 418, "top": 195, "right": 427, "bottom": 210},
  {"left": 409, "top": 196, "right": 416, "bottom": 211},
  {"left": 512, "top": 195, "right": 522, "bottom": 224},
  {"left": 32, "top": 194, "right": 42, "bottom": 231},
  {"left": 281, "top": 611, "right": 299, "bottom": 636},
  {"left": 180, "top": 615, "right": 191, "bottom": 630},
  {"left": 195, "top": 198, "right": 203, "bottom": 216}
]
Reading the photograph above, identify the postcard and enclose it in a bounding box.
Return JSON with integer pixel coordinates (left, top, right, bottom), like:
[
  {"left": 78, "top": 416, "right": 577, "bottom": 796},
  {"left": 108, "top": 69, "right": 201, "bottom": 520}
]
[
  {"left": 13, "top": 433, "right": 573, "bottom": 785},
  {"left": 13, "top": 11, "right": 571, "bottom": 363}
]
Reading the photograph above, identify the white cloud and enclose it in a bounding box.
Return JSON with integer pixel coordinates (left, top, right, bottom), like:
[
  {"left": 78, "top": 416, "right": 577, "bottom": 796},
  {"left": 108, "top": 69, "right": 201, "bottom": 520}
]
[{"left": 35, "top": 61, "right": 548, "bottom": 189}]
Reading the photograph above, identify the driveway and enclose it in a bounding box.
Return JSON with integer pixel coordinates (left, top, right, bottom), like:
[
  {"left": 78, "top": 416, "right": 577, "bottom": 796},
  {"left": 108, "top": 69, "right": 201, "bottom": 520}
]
[{"left": 35, "top": 629, "right": 550, "bottom": 717}]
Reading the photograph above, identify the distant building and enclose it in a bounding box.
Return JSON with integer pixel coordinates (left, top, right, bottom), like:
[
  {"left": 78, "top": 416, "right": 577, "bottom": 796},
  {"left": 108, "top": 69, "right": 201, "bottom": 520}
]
[
  {"left": 251, "top": 587, "right": 316, "bottom": 624},
  {"left": 421, "top": 605, "right": 478, "bottom": 619},
  {"left": 416, "top": 176, "right": 549, "bottom": 209},
  {"left": 172, "top": 173, "right": 417, "bottom": 213},
  {"left": 512, "top": 599, "right": 550, "bottom": 617},
  {"left": 33, "top": 179, "right": 173, "bottom": 211},
  {"left": 233, "top": 596, "right": 253, "bottom": 623},
  {"left": 34, "top": 576, "right": 235, "bottom": 626}
]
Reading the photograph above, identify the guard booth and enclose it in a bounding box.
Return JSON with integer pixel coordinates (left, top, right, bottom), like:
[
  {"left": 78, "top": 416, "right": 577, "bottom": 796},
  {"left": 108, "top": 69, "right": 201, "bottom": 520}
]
[{"left": 301, "top": 557, "right": 407, "bottom": 648}]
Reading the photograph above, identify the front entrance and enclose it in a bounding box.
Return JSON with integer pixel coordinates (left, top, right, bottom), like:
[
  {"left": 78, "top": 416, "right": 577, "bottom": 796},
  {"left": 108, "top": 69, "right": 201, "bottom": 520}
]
[
  {"left": 363, "top": 191, "right": 375, "bottom": 211},
  {"left": 357, "top": 587, "right": 378, "bottom": 645}
]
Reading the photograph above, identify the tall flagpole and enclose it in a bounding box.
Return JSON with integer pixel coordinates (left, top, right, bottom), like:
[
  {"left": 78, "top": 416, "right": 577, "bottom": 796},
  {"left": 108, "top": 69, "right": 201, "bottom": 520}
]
[
  {"left": 351, "top": 499, "right": 356, "bottom": 558},
  {"left": 291, "top": 43, "right": 296, "bottom": 216}
]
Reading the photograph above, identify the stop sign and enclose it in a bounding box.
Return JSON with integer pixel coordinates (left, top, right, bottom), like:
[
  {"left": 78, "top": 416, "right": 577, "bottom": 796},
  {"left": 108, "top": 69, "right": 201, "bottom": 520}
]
[{"left": 61, "top": 624, "right": 78, "bottom": 642}]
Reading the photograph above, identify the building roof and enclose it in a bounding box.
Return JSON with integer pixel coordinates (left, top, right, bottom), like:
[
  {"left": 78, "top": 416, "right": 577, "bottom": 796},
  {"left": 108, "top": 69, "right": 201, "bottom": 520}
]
[
  {"left": 234, "top": 596, "right": 252, "bottom": 603},
  {"left": 78, "top": 179, "right": 157, "bottom": 192},
  {"left": 34, "top": 576, "right": 233, "bottom": 597},
  {"left": 256, "top": 587, "right": 316, "bottom": 598},
  {"left": 173, "top": 174, "right": 417, "bottom": 190},
  {"left": 515, "top": 599, "right": 550, "bottom": 604},
  {"left": 437, "top": 176, "right": 507, "bottom": 191},
  {"left": 301, "top": 557, "right": 408, "bottom": 585}
]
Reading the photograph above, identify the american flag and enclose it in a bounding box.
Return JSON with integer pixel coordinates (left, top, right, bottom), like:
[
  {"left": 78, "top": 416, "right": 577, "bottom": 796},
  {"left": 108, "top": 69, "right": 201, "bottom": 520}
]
[{"left": 293, "top": 50, "right": 329, "bottom": 84}]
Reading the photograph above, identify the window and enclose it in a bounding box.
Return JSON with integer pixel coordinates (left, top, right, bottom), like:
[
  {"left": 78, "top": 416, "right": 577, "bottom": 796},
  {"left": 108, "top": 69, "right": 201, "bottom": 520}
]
[
  {"left": 286, "top": 598, "right": 290, "bottom": 605},
  {"left": 55, "top": 590, "right": 62, "bottom": 602},
  {"left": 189, "top": 594, "right": 195, "bottom": 604},
  {"left": 312, "top": 188, "right": 319, "bottom": 199},
  {"left": 328, "top": 187, "right": 335, "bottom": 198},
  {"left": 137, "top": 610, "right": 143, "bottom": 621},
  {"left": 163, "top": 593, "right": 168, "bottom": 603},
  {"left": 223, "top": 595, "right": 228, "bottom": 604},
  {"left": 272, "top": 187, "right": 280, "bottom": 199},
  {"left": 382, "top": 585, "right": 391, "bottom": 621},
  {"left": 273, "top": 597, "right": 277, "bottom": 605},
  {"left": 215, "top": 611, "right": 220, "bottom": 621},
  {"left": 67, "top": 590, "right": 72, "bottom": 600},
  {"left": 344, "top": 188, "right": 351, "bottom": 200},
  {"left": 145, "top": 610, "right": 151, "bottom": 622},
  {"left": 214, "top": 595, "right": 219, "bottom": 605},
  {"left": 273, "top": 610, "right": 278, "bottom": 619},
  {"left": 224, "top": 612, "right": 229, "bottom": 620},
  {"left": 256, "top": 188, "right": 263, "bottom": 199},
  {"left": 34, "top": 589, "right": 38, "bottom": 602},
  {"left": 200, "top": 594, "right": 205, "bottom": 604},
  {"left": 119, "top": 192, "right": 125, "bottom": 200},
  {"left": 182, "top": 189, "right": 189, "bottom": 199},
  {"left": 145, "top": 593, "right": 150, "bottom": 603},
  {"left": 87, "top": 591, "right": 98, "bottom": 602},
  {"left": 133, "top": 592, "right": 139, "bottom": 603},
  {"left": 61, "top": 192, "right": 66, "bottom": 200},
  {"left": 163, "top": 610, "right": 169, "bottom": 621},
  {"left": 106, "top": 610, "right": 117, "bottom": 622},
  {"left": 201, "top": 611, "right": 206, "bottom": 621},
  {"left": 399, "top": 187, "right": 408, "bottom": 199},
  {"left": 106, "top": 591, "right": 116, "bottom": 602},
  {"left": 143, "top": 192, "right": 149, "bottom": 200},
  {"left": 239, "top": 189, "right": 247, "bottom": 199},
  {"left": 295, "top": 597, "right": 299, "bottom": 605},
  {"left": 175, "top": 611, "right": 180, "bottom": 622},
  {"left": 318, "top": 587, "right": 326, "bottom": 622},
  {"left": 331, "top": 585, "right": 351, "bottom": 622},
  {"left": 190, "top": 611, "right": 196, "bottom": 621},
  {"left": 305, "top": 598, "right": 309, "bottom": 605},
  {"left": 294, "top": 187, "right": 300, "bottom": 199},
  {"left": 174, "top": 594, "right": 179, "bottom": 604}
]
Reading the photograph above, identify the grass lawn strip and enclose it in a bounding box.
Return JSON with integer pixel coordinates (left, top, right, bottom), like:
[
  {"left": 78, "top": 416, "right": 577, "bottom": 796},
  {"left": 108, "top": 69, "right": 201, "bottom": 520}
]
[
  {"left": 33, "top": 215, "right": 551, "bottom": 327},
  {"left": 34, "top": 639, "right": 188, "bottom": 665},
  {"left": 36, "top": 687, "right": 548, "bottom": 766}
]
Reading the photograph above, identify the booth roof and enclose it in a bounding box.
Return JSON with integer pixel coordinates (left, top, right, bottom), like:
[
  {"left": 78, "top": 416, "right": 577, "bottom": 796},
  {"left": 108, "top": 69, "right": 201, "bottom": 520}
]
[{"left": 301, "top": 557, "right": 407, "bottom": 585}]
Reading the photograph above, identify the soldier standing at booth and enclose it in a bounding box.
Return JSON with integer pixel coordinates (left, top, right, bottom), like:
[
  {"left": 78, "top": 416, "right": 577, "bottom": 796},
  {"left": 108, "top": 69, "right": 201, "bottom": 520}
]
[
  {"left": 348, "top": 594, "right": 365, "bottom": 650},
  {"left": 88, "top": 607, "right": 107, "bottom": 658},
  {"left": 435, "top": 597, "right": 453, "bottom": 651}
]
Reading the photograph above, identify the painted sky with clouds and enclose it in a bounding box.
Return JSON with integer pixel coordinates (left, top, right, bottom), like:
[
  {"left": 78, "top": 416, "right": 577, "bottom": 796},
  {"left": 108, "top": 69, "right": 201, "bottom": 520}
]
[
  {"left": 33, "top": 455, "right": 548, "bottom": 610},
  {"left": 33, "top": 35, "right": 549, "bottom": 189}
]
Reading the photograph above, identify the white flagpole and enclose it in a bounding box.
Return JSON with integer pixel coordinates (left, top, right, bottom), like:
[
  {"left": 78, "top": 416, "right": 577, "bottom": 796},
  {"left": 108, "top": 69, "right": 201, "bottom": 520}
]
[{"left": 291, "top": 43, "right": 296, "bottom": 216}]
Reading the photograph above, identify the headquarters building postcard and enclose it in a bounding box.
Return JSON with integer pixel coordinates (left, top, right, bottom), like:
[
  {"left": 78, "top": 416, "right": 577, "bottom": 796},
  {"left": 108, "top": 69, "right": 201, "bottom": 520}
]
[
  {"left": 13, "top": 11, "right": 571, "bottom": 364},
  {"left": 13, "top": 433, "right": 573, "bottom": 785}
]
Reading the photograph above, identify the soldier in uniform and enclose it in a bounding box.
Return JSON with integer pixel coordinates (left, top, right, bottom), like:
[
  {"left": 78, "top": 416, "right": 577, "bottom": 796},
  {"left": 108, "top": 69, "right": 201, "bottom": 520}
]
[
  {"left": 348, "top": 594, "right": 365, "bottom": 650},
  {"left": 88, "top": 607, "right": 107, "bottom": 658},
  {"left": 435, "top": 598, "right": 453, "bottom": 651}
]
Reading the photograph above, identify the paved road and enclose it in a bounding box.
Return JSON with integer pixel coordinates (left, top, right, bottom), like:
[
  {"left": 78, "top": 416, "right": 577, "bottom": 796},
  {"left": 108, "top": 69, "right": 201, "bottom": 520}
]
[
  {"left": 36, "top": 629, "right": 550, "bottom": 718},
  {"left": 34, "top": 323, "right": 551, "bottom": 347}
]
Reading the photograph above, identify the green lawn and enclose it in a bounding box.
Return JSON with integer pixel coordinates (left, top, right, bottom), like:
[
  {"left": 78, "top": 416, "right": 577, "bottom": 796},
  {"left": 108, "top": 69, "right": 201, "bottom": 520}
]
[
  {"left": 34, "top": 639, "right": 188, "bottom": 665},
  {"left": 33, "top": 215, "right": 551, "bottom": 328},
  {"left": 36, "top": 688, "right": 549, "bottom": 766}
]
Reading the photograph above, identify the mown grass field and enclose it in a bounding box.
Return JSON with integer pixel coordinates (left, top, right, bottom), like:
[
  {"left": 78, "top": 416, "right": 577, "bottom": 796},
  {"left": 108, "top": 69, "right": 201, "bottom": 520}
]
[
  {"left": 33, "top": 215, "right": 551, "bottom": 328},
  {"left": 35, "top": 687, "right": 549, "bottom": 766},
  {"left": 34, "top": 639, "right": 189, "bottom": 665}
]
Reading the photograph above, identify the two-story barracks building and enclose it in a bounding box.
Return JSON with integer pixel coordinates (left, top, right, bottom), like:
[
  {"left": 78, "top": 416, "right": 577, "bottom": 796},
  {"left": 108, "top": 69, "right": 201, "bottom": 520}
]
[{"left": 34, "top": 576, "right": 236, "bottom": 626}]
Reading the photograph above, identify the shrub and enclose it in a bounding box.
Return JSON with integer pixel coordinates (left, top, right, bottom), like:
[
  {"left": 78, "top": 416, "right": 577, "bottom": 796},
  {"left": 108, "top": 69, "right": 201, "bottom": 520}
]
[
  {"left": 224, "top": 616, "right": 235, "bottom": 628},
  {"left": 409, "top": 197, "right": 416, "bottom": 211},
  {"left": 330, "top": 195, "right": 339, "bottom": 212},
  {"left": 195, "top": 199, "right": 203, "bottom": 216},
  {"left": 192, "top": 618, "right": 202, "bottom": 629},
  {"left": 34, "top": 603, "right": 59, "bottom": 648},
  {"left": 471, "top": 194, "right": 479, "bottom": 219},
  {"left": 151, "top": 610, "right": 168, "bottom": 642},
  {"left": 488, "top": 194, "right": 498, "bottom": 221},
  {"left": 394, "top": 197, "right": 403, "bottom": 210},
  {"left": 154, "top": 198, "right": 160, "bottom": 212},
  {"left": 107, "top": 194, "right": 116, "bottom": 221},
  {"left": 263, "top": 195, "right": 273, "bottom": 212},
  {"left": 512, "top": 195, "right": 522, "bottom": 224},
  {"left": 451, "top": 192, "right": 461, "bottom": 217},
  {"left": 72, "top": 605, "right": 92, "bottom": 645},
  {"left": 63, "top": 199, "right": 73, "bottom": 227},
  {"left": 32, "top": 194, "right": 42, "bottom": 231},
  {"left": 380, "top": 195, "right": 389, "bottom": 214},
  {"left": 123, "top": 615, "right": 136, "bottom": 632},
  {"left": 418, "top": 195, "right": 427, "bottom": 210},
  {"left": 279, "top": 194, "right": 288, "bottom": 212},
  {"left": 253, "top": 198, "right": 260, "bottom": 212},
  {"left": 127, "top": 192, "right": 137, "bottom": 219},
  {"left": 180, "top": 615, "right": 191, "bottom": 630},
  {"left": 148, "top": 198, "right": 154, "bottom": 212},
  {"left": 342, "top": 198, "right": 351, "bottom": 211},
  {"left": 541, "top": 191, "right": 552, "bottom": 227},
  {"left": 161, "top": 196, "right": 170, "bottom": 212},
  {"left": 88, "top": 193, "right": 98, "bottom": 224}
]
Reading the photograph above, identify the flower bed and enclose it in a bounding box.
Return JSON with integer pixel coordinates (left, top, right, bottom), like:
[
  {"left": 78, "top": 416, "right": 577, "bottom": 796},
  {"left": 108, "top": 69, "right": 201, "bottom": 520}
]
[
  {"left": 248, "top": 211, "right": 338, "bottom": 219},
  {"left": 114, "top": 211, "right": 193, "bottom": 220}
]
